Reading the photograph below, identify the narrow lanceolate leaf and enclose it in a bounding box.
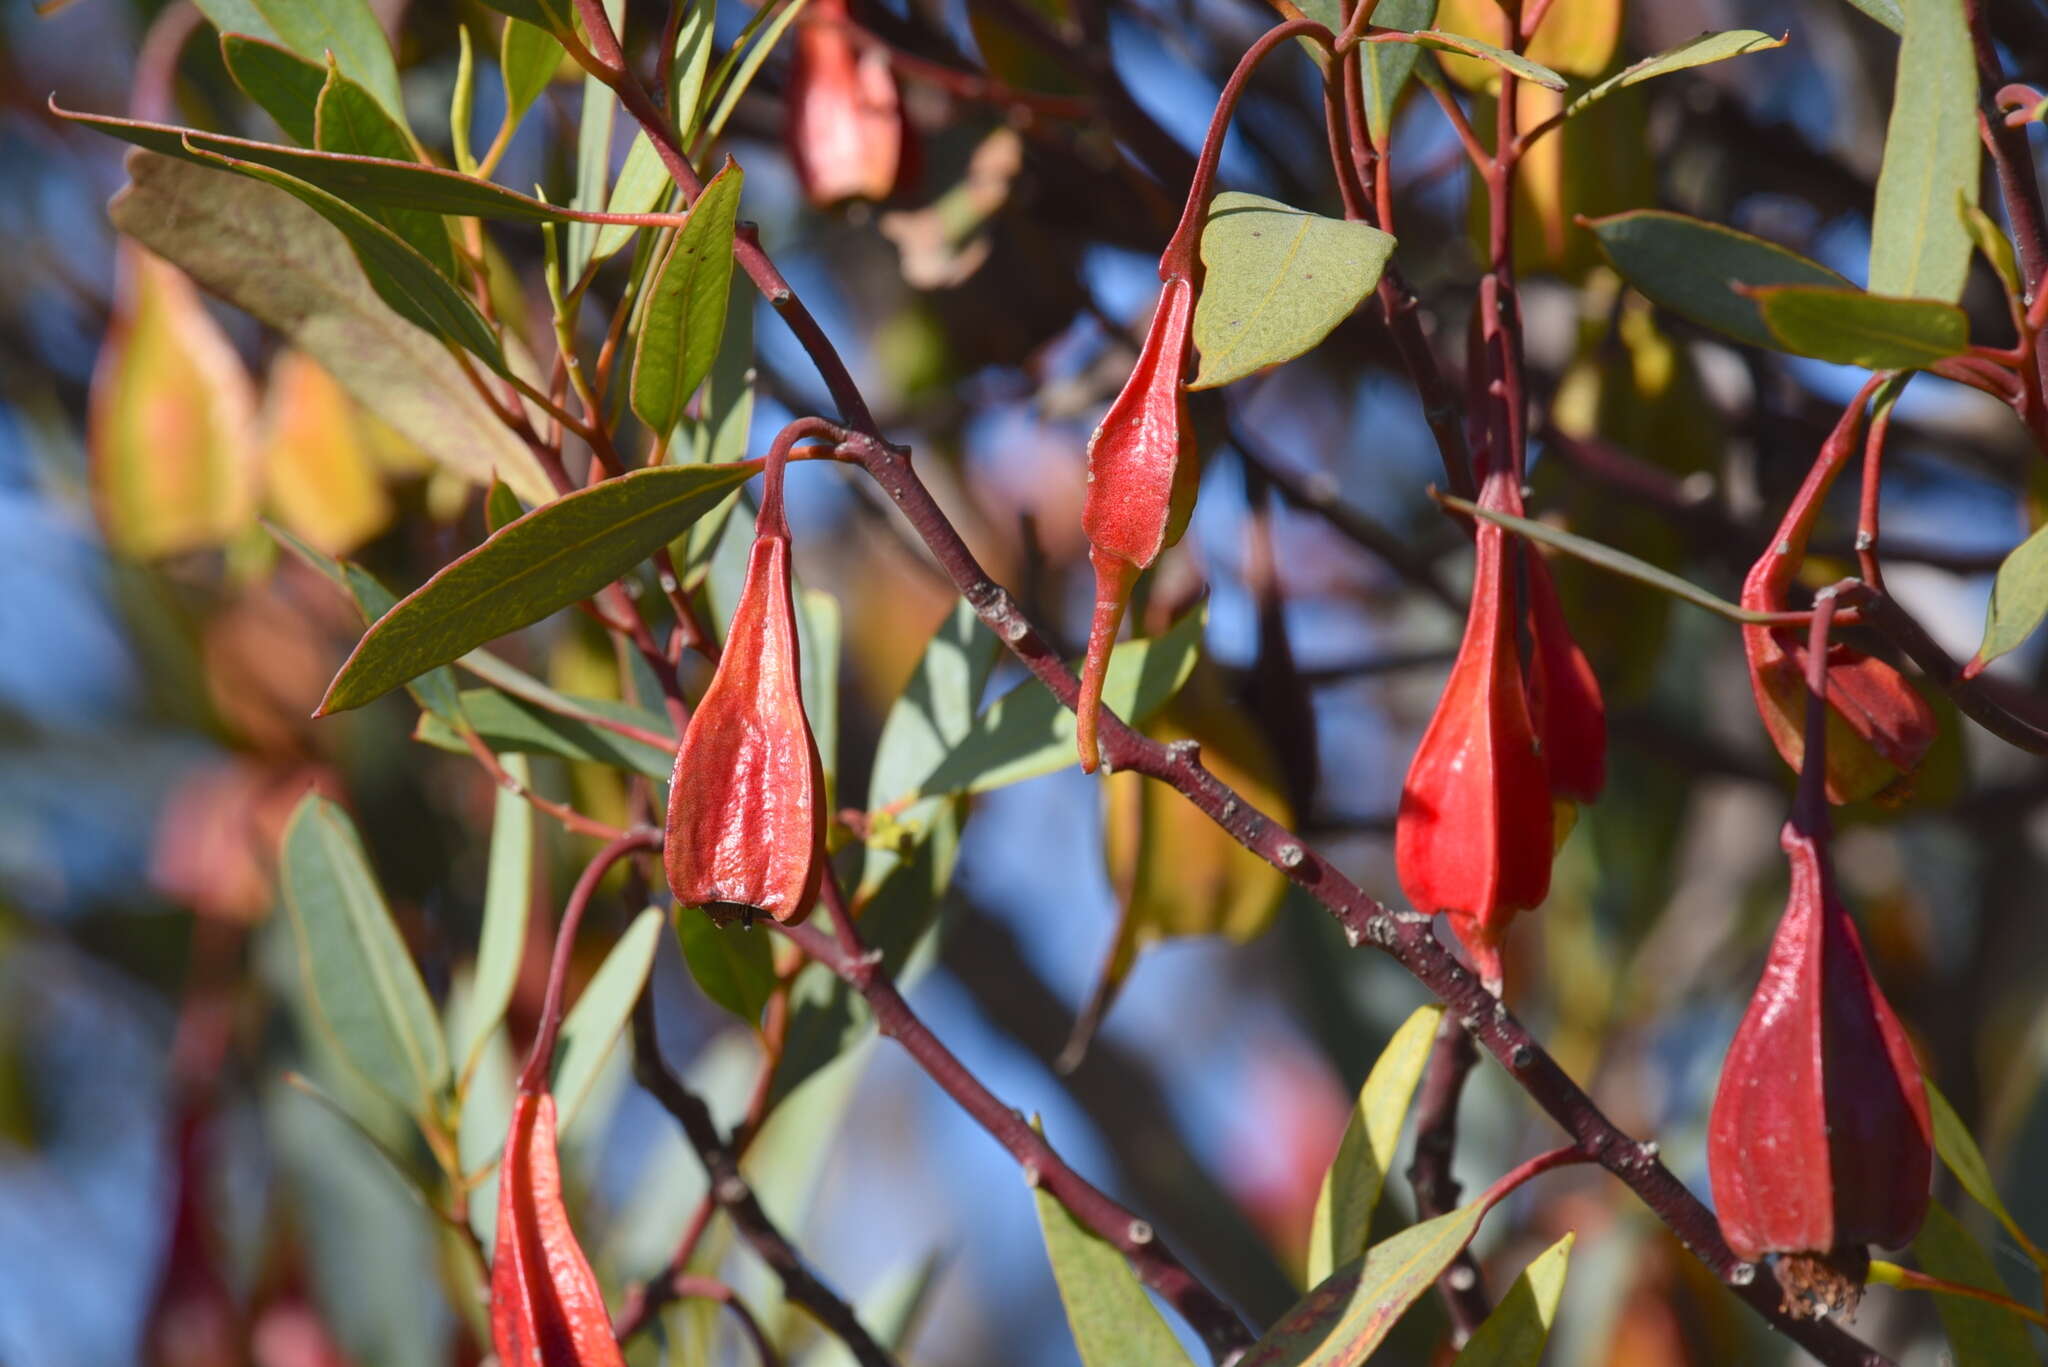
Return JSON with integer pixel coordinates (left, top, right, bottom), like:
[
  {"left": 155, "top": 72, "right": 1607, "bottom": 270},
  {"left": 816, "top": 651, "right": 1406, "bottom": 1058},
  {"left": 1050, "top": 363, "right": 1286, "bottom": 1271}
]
[
  {"left": 1363, "top": 0, "right": 1436, "bottom": 145},
  {"left": 414, "top": 687, "right": 676, "bottom": 778},
  {"left": 911, "top": 606, "right": 1205, "bottom": 799},
  {"left": 193, "top": 0, "right": 406, "bottom": 125},
  {"left": 108, "top": 153, "right": 553, "bottom": 503},
  {"left": 1306, "top": 1004, "right": 1445, "bottom": 1285},
  {"left": 1411, "top": 31, "right": 1566, "bottom": 89},
  {"left": 1034, "top": 1185, "right": 1195, "bottom": 1367},
  {"left": 567, "top": 0, "right": 625, "bottom": 280},
  {"left": 451, "top": 756, "right": 535, "bottom": 1087},
  {"left": 1749, "top": 284, "right": 1969, "bottom": 369},
  {"left": 179, "top": 141, "right": 507, "bottom": 372},
  {"left": 221, "top": 33, "right": 326, "bottom": 146},
  {"left": 314, "top": 63, "right": 459, "bottom": 281},
  {"left": 60, "top": 104, "right": 618, "bottom": 224},
  {"left": 1841, "top": 0, "right": 1904, "bottom": 32},
  {"left": 281, "top": 794, "right": 450, "bottom": 1119},
  {"left": 1243, "top": 1204, "right": 1490, "bottom": 1366},
  {"left": 1869, "top": 0, "right": 1977, "bottom": 302},
  {"left": 1925, "top": 1082, "right": 2047, "bottom": 1264},
  {"left": 500, "top": 18, "right": 561, "bottom": 128},
  {"left": 1962, "top": 202, "right": 2023, "bottom": 297},
  {"left": 320, "top": 462, "right": 754, "bottom": 713},
  {"left": 631, "top": 160, "right": 742, "bottom": 437},
  {"left": 491, "top": 1090, "right": 626, "bottom": 1367},
  {"left": 1190, "top": 193, "right": 1394, "bottom": 390},
  {"left": 1912, "top": 1204, "right": 2038, "bottom": 1367},
  {"left": 1564, "top": 30, "right": 1786, "bottom": 118},
  {"left": 675, "top": 912, "right": 779, "bottom": 1026},
  {"left": 1451, "top": 1234, "right": 1573, "bottom": 1367},
  {"left": 549, "top": 907, "right": 662, "bottom": 1132},
  {"left": 1968, "top": 523, "right": 2048, "bottom": 675},
  {"left": 1584, "top": 210, "right": 1848, "bottom": 351}
]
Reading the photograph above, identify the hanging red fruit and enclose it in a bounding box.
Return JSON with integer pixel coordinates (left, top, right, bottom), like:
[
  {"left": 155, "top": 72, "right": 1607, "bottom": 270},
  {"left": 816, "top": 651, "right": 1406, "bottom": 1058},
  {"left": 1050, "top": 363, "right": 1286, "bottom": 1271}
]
[
  {"left": 1395, "top": 470, "right": 1553, "bottom": 987},
  {"left": 785, "top": 0, "right": 907, "bottom": 207},
  {"left": 1076, "top": 273, "right": 1199, "bottom": 773},
  {"left": 491, "top": 1089, "right": 628, "bottom": 1367},
  {"left": 664, "top": 446, "right": 826, "bottom": 926},
  {"left": 1524, "top": 548, "right": 1606, "bottom": 805}
]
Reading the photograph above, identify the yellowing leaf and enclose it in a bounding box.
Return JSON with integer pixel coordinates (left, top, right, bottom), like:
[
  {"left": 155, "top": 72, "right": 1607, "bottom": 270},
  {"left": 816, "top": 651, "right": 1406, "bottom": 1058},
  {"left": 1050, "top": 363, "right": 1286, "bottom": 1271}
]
[
  {"left": 1452, "top": 1233, "right": 1573, "bottom": 1366},
  {"left": 89, "top": 244, "right": 259, "bottom": 558},
  {"left": 1433, "top": 0, "right": 1615, "bottom": 88},
  {"left": 261, "top": 351, "right": 393, "bottom": 555}
]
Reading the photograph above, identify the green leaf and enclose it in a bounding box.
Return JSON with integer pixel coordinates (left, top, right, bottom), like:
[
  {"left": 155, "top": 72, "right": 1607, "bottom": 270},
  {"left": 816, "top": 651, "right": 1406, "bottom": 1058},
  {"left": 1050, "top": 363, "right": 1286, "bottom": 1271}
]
[
  {"left": 1442, "top": 493, "right": 1789, "bottom": 624},
  {"left": 1926, "top": 1082, "right": 2047, "bottom": 1265},
  {"left": 451, "top": 25, "right": 479, "bottom": 175},
  {"left": 1584, "top": 209, "right": 1849, "bottom": 351},
  {"left": 567, "top": 0, "right": 626, "bottom": 280},
  {"left": 1363, "top": 0, "right": 1436, "bottom": 146},
  {"left": 451, "top": 757, "right": 535, "bottom": 1088},
  {"left": 485, "top": 478, "right": 525, "bottom": 534},
  {"left": 414, "top": 686, "right": 675, "bottom": 777},
  {"left": 1411, "top": 31, "right": 1566, "bottom": 89},
  {"left": 1035, "top": 1179, "right": 1195, "bottom": 1367},
  {"left": 60, "top": 104, "right": 617, "bottom": 224},
  {"left": 1969, "top": 522, "right": 2048, "bottom": 674},
  {"left": 1190, "top": 192, "right": 1394, "bottom": 390},
  {"left": 470, "top": 0, "right": 572, "bottom": 34},
  {"left": 1869, "top": 0, "right": 1978, "bottom": 303},
  {"left": 501, "top": 18, "right": 561, "bottom": 128},
  {"left": 107, "top": 152, "right": 553, "bottom": 503},
  {"left": 1306, "top": 1004, "right": 1444, "bottom": 1286},
  {"left": 631, "top": 159, "right": 742, "bottom": 437},
  {"left": 798, "top": 585, "right": 842, "bottom": 787},
  {"left": 1451, "top": 1234, "right": 1573, "bottom": 1367},
  {"left": 911, "top": 606, "right": 1205, "bottom": 799},
  {"left": 268, "top": 522, "right": 467, "bottom": 723},
  {"left": 221, "top": 33, "right": 325, "bottom": 146},
  {"left": 177, "top": 139, "right": 508, "bottom": 373},
  {"left": 551, "top": 906, "right": 663, "bottom": 1133},
  {"left": 320, "top": 462, "right": 755, "bottom": 712},
  {"left": 702, "top": 0, "right": 813, "bottom": 144},
  {"left": 1565, "top": 30, "right": 1786, "bottom": 118},
  {"left": 1913, "top": 1204, "right": 2039, "bottom": 1367},
  {"left": 281, "top": 794, "right": 450, "bottom": 1120},
  {"left": 1963, "top": 201, "right": 2024, "bottom": 298},
  {"left": 1750, "top": 283, "right": 1969, "bottom": 369},
  {"left": 194, "top": 0, "right": 406, "bottom": 126},
  {"left": 314, "top": 62, "right": 460, "bottom": 281},
  {"left": 1841, "top": 0, "right": 1905, "bottom": 32},
  {"left": 675, "top": 913, "right": 778, "bottom": 1026},
  {"left": 1242, "top": 1204, "right": 1490, "bottom": 1366}
]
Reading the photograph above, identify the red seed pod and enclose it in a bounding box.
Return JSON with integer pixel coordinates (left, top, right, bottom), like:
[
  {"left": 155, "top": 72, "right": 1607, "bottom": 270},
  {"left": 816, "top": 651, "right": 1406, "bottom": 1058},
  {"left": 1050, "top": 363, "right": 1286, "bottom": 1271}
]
[
  {"left": 1741, "top": 398, "right": 1935, "bottom": 805},
  {"left": 492, "top": 1090, "right": 626, "bottom": 1367},
  {"left": 785, "top": 0, "right": 907, "bottom": 207},
  {"left": 1523, "top": 549, "right": 1606, "bottom": 805},
  {"left": 1395, "top": 472, "right": 1553, "bottom": 986},
  {"left": 1705, "top": 822, "right": 1932, "bottom": 1308},
  {"left": 1076, "top": 273, "right": 1200, "bottom": 772},
  {"left": 663, "top": 449, "right": 826, "bottom": 926}
]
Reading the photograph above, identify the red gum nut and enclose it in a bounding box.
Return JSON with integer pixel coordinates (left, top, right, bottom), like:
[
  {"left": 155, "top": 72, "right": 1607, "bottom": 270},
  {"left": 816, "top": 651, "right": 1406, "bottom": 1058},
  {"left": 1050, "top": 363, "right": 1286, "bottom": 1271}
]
[
  {"left": 1077, "top": 274, "right": 1199, "bottom": 773},
  {"left": 1524, "top": 550, "right": 1607, "bottom": 804},
  {"left": 1706, "top": 824, "right": 1932, "bottom": 1268},
  {"left": 663, "top": 508, "right": 826, "bottom": 926},
  {"left": 785, "top": 0, "right": 904, "bottom": 207},
  {"left": 492, "top": 1091, "right": 628, "bottom": 1367},
  {"left": 1395, "top": 514, "right": 1553, "bottom": 986}
]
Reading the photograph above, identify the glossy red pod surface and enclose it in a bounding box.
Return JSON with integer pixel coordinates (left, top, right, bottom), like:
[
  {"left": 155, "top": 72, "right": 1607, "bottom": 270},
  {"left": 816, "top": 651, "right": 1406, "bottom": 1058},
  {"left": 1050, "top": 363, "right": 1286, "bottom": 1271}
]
[{"left": 491, "top": 1090, "right": 627, "bottom": 1367}]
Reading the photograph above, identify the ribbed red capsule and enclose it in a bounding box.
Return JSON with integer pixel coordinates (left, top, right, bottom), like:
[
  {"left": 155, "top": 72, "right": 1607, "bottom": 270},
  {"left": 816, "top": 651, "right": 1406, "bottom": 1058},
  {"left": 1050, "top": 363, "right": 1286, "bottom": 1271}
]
[
  {"left": 1523, "top": 550, "right": 1606, "bottom": 805},
  {"left": 1076, "top": 273, "right": 1200, "bottom": 773},
  {"left": 664, "top": 449, "right": 825, "bottom": 926},
  {"left": 491, "top": 1090, "right": 626, "bottom": 1367},
  {"left": 785, "top": 0, "right": 907, "bottom": 206},
  {"left": 1706, "top": 822, "right": 1931, "bottom": 1310},
  {"left": 1395, "top": 472, "right": 1553, "bottom": 986}
]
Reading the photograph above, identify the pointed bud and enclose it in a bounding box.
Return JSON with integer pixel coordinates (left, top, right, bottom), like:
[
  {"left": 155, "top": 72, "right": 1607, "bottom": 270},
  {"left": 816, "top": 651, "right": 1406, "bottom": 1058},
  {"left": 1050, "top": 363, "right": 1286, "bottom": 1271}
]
[
  {"left": 491, "top": 1090, "right": 627, "bottom": 1367},
  {"left": 1706, "top": 823, "right": 1931, "bottom": 1312},
  {"left": 1523, "top": 549, "right": 1606, "bottom": 804},
  {"left": 1077, "top": 273, "right": 1200, "bottom": 772},
  {"left": 1396, "top": 475, "right": 1553, "bottom": 985},
  {"left": 664, "top": 451, "right": 825, "bottom": 925},
  {"left": 785, "top": 0, "right": 908, "bottom": 207}
]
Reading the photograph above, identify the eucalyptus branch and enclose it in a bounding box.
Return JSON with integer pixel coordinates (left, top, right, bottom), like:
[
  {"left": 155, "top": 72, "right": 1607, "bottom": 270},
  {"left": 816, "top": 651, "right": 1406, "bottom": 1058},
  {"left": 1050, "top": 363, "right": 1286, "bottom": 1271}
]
[{"left": 1406, "top": 1014, "right": 1491, "bottom": 1342}]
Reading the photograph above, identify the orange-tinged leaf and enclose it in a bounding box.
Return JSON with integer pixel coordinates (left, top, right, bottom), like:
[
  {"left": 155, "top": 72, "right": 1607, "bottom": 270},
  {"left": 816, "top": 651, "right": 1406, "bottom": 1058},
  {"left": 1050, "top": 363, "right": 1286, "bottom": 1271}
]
[
  {"left": 261, "top": 351, "right": 394, "bottom": 555},
  {"left": 491, "top": 1090, "right": 626, "bottom": 1367},
  {"left": 89, "top": 244, "right": 259, "bottom": 557}
]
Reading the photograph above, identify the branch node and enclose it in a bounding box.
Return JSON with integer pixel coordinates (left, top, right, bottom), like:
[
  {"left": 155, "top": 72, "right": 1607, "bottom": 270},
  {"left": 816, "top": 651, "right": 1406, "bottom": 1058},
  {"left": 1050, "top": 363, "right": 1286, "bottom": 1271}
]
[
  {"left": 1275, "top": 841, "right": 1306, "bottom": 869},
  {"left": 1509, "top": 1043, "right": 1535, "bottom": 1070},
  {"left": 1127, "top": 1219, "right": 1154, "bottom": 1245}
]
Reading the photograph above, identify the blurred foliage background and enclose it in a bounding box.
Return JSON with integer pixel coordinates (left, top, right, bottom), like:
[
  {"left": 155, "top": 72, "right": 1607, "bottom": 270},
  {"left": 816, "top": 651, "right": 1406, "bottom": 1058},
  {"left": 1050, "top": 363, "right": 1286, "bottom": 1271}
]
[{"left": 2, "top": 0, "right": 2047, "bottom": 1363}]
